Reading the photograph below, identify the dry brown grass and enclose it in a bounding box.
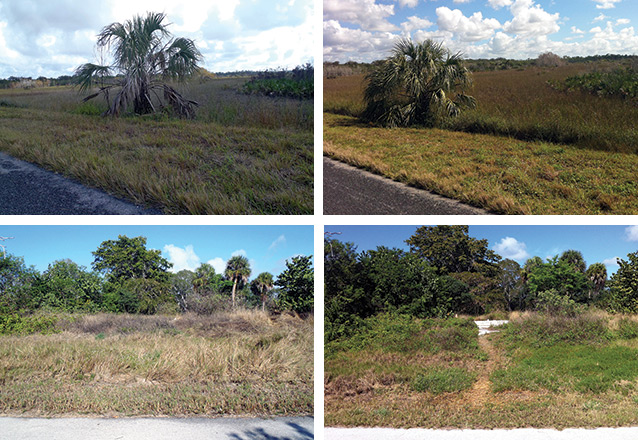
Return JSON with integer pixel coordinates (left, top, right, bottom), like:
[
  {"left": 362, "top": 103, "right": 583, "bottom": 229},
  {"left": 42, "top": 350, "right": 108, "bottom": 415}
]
[{"left": 0, "top": 311, "right": 313, "bottom": 416}]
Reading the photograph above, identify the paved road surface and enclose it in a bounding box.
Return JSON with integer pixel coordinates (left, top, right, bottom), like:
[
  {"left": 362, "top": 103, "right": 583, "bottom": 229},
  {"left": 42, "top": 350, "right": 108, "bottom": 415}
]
[
  {"left": 1, "top": 416, "right": 313, "bottom": 440},
  {"left": 323, "top": 157, "right": 488, "bottom": 215},
  {"left": 0, "top": 152, "right": 161, "bottom": 215},
  {"left": 325, "top": 427, "right": 638, "bottom": 440}
]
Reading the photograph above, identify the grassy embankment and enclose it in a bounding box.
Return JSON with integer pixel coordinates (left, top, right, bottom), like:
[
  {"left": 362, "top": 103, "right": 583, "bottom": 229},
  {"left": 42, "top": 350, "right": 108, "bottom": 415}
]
[
  {"left": 0, "top": 310, "right": 313, "bottom": 416},
  {"left": 325, "top": 311, "right": 638, "bottom": 428},
  {"left": 324, "top": 62, "right": 638, "bottom": 214},
  {"left": 0, "top": 77, "right": 313, "bottom": 214}
]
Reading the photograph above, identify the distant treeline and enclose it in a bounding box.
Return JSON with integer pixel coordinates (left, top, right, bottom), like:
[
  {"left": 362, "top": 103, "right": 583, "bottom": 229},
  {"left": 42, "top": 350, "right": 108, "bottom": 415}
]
[
  {"left": 324, "top": 53, "right": 638, "bottom": 77},
  {"left": 0, "top": 235, "right": 314, "bottom": 318},
  {"left": 325, "top": 226, "right": 638, "bottom": 342}
]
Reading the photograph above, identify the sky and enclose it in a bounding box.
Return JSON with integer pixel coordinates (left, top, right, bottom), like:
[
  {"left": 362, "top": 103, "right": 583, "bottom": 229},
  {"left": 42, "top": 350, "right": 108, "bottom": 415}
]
[
  {"left": 324, "top": 0, "right": 638, "bottom": 63},
  {"left": 0, "top": 225, "right": 313, "bottom": 279},
  {"left": 0, "top": 0, "right": 314, "bottom": 78},
  {"left": 324, "top": 225, "right": 638, "bottom": 274}
]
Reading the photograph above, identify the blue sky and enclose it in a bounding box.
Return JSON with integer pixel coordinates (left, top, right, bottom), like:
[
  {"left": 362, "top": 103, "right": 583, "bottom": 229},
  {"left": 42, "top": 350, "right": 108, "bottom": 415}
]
[
  {"left": 0, "top": 225, "right": 313, "bottom": 279},
  {"left": 325, "top": 225, "right": 638, "bottom": 273},
  {"left": 0, "top": 0, "right": 313, "bottom": 77},
  {"left": 324, "top": 0, "right": 638, "bottom": 62}
]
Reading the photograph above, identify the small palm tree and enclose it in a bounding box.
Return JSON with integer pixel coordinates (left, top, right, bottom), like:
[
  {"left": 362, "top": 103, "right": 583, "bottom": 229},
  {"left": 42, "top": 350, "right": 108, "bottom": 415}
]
[
  {"left": 363, "top": 38, "right": 476, "bottom": 127},
  {"left": 75, "top": 12, "right": 202, "bottom": 118},
  {"left": 224, "top": 255, "right": 251, "bottom": 309},
  {"left": 585, "top": 262, "right": 607, "bottom": 300},
  {"left": 559, "top": 250, "right": 586, "bottom": 273},
  {"left": 253, "top": 272, "right": 274, "bottom": 311}
]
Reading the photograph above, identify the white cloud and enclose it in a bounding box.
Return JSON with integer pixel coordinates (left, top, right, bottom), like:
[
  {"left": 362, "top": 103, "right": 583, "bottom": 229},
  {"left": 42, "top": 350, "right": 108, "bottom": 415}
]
[
  {"left": 571, "top": 26, "right": 585, "bottom": 34},
  {"left": 268, "top": 235, "right": 286, "bottom": 251},
  {"left": 590, "top": 26, "right": 603, "bottom": 33},
  {"left": 593, "top": 0, "right": 622, "bottom": 9},
  {"left": 603, "top": 257, "right": 620, "bottom": 267},
  {"left": 207, "top": 257, "right": 226, "bottom": 274},
  {"left": 594, "top": 13, "right": 608, "bottom": 22},
  {"left": 324, "top": 0, "right": 397, "bottom": 31},
  {"left": 453, "top": 0, "right": 472, "bottom": 3},
  {"left": 493, "top": 237, "right": 530, "bottom": 261},
  {"left": 503, "top": 0, "right": 560, "bottom": 36},
  {"left": 401, "top": 16, "right": 434, "bottom": 32},
  {"left": 488, "top": 0, "right": 513, "bottom": 8},
  {"left": 323, "top": 19, "right": 398, "bottom": 62},
  {"left": 397, "top": 0, "right": 418, "bottom": 7},
  {"left": 163, "top": 244, "right": 201, "bottom": 273},
  {"left": 231, "top": 249, "right": 247, "bottom": 257},
  {"left": 436, "top": 7, "right": 501, "bottom": 42},
  {"left": 617, "top": 18, "right": 630, "bottom": 25},
  {"left": 625, "top": 226, "right": 638, "bottom": 241}
]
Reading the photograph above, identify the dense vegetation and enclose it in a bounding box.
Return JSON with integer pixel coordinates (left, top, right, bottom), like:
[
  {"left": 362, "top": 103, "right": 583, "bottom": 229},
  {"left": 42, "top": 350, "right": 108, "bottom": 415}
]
[
  {"left": 241, "top": 63, "right": 313, "bottom": 100},
  {"left": 325, "top": 225, "right": 638, "bottom": 342},
  {"left": 0, "top": 235, "right": 313, "bottom": 334},
  {"left": 551, "top": 67, "right": 638, "bottom": 102}
]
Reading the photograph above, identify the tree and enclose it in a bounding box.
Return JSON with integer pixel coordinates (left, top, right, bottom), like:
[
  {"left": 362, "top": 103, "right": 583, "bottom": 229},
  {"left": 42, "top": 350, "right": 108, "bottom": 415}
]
[
  {"left": 536, "top": 52, "right": 564, "bottom": 67},
  {"left": 585, "top": 262, "right": 607, "bottom": 301},
  {"left": 405, "top": 226, "right": 500, "bottom": 276},
  {"left": 559, "top": 250, "right": 586, "bottom": 273},
  {"left": 76, "top": 12, "right": 202, "bottom": 118},
  {"left": 362, "top": 38, "right": 476, "bottom": 127},
  {"left": 526, "top": 256, "right": 591, "bottom": 304},
  {"left": 171, "top": 269, "right": 194, "bottom": 312},
  {"left": 224, "top": 256, "right": 251, "bottom": 309},
  {"left": 607, "top": 252, "right": 638, "bottom": 313},
  {"left": 39, "top": 259, "right": 103, "bottom": 311},
  {"left": 498, "top": 259, "right": 525, "bottom": 311},
  {"left": 252, "top": 272, "right": 274, "bottom": 311},
  {"left": 275, "top": 255, "right": 314, "bottom": 314}
]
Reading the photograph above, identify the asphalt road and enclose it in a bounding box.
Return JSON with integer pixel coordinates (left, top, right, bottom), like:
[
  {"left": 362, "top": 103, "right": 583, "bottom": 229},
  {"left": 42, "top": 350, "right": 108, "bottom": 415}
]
[
  {"left": 323, "top": 157, "right": 488, "bottom": 215},
  {"left": 0, "top": 152, "right": 161, "bottom": 215},
  {"left": 1, "top": 416, "right": 314, "bottom": 440},
  {"left": 325, "top": 427, "right": 638, "bottom": 440}
]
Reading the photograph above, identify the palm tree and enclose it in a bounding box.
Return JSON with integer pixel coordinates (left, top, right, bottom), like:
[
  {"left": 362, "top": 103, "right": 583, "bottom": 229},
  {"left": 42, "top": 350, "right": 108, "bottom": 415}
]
[
  {"left": 559, "top": 250, "right": 586, "bottom": 273},
  {"left": 75, "top": 12, "right": 202, "bottom": 118},
  {"left": 362, "top": 38, "right": 476, "bottom": 127},
  {"left": 585, "top": 262, "right": 607, "bottom": 300},
  {"left": 253, "top": 272, "right": 274, "bottom": 311},
  {"left": 224, "top": 255, "right": 251, "bottom": 309}
]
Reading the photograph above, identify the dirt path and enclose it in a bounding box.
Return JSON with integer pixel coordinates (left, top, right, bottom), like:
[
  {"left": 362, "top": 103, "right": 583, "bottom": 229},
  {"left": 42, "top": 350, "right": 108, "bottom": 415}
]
[{"left": 470, "top": 334, "right": 504, "bottom": 406}]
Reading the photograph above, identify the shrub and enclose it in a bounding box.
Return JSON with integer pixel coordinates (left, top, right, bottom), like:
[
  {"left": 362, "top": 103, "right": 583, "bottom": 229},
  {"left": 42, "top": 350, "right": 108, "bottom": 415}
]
[
  {"left": 615, "top": 317, "right": 638, "bottom": 339},
  {"left": 535, "top": 289, "right": 583, "bottom": 316},
  {"left": 0, "top": 313, "right": 58, "bottom": 335}
]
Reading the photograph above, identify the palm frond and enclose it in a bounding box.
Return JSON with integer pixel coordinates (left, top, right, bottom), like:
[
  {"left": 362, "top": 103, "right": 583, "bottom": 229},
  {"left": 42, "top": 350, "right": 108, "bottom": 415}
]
[{"left": 74, "top": 63, "right": 113, "bottom": 93}]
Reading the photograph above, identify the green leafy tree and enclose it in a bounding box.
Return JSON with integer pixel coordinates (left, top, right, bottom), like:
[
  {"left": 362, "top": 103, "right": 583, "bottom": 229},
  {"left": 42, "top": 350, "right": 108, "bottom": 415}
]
[
  {"left": 559, "top": 250, "right": 587, "bottom": 273},
  {"left": 498, "top": 259, "right": 525, "bottom": 311},
  {"left": 275, "top": 255, "right": 314, "bottom": 314},
  {"left": 527, "top": 256, "right": 591, "bottom": 304},
  {"left": 76, "top": 12, "right": 202, "bottom": 118},
  {"left": 171, "top": 269, "right": 194, "bottom": 312},
  {"left": 0, "top": 254, "right": 39, "bottom": 312},
  {"left": 92, "top": 235, "right": 172, "bottom": 313},
  {"left": 406, "top": 225, "right": 500, "bottom": 276},
  {"left": 362, "top": 38, "right": 476, "bottom": 127},
  {"left": 252, "top": 272, "right": 274, "bottom": 311},
  {"left": 607, "top": 252, "right": 638, "bottom": 313},
  {"left": 38, "top": 259, "right": 103, "bottom": 311},
  {"left": 224, "top": 256, "right": 251, "bottom": 309}
]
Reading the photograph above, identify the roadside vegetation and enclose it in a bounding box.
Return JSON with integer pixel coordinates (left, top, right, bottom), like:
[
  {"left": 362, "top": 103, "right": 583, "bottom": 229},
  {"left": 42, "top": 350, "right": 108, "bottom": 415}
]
[
  {"left": 0, "top": 234, "right": 314, "bottom": 416},
  {"left": 325, "top": 226, "right": 638, "bottom": 428},
  {"left": 324, "top": 52, "right": 638, "bottom": 214},
  {"left": 0, "top": 13, "right": 313, "bottom": 215}
]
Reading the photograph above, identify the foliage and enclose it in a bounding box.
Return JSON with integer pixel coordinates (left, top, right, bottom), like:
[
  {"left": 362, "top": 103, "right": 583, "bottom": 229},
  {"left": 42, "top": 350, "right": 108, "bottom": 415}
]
[
  {"left": 607, "top": 251, "right": 638, "bottom": 313},
  {"left": 534, "top": 289, "right": 583, "bottom": 317},
  {"left": 240, "top": 64, "right": 314, "bottom": 99},
  {"left": 0, "top": 313, "right": 58, "bottom": 335},
  {"left": 251, "top": 272, "right": 274, "bottom": 311},
  {"left": 362, "top": 39, "right": 476, "bottom": 127},
  {"left": 553, "top": 67, "right": 638, "bottom": 102},
  {"left": 225, "top": 255, "right": 251, "bottom": 309},
  {"left": 526, "top": 256, "right": 591, "bottom": 304},
  {"left": 536, "top": 52, "right": 565, "bottom": 67},
  {"left": 499, "top": 259, "right": 525, "bottom": 311},
  {"left": 406, "top": 225, "right": 500, "bottom": 276},
  {"left": 75, "top": 12, "right": 202, "bottom": 118},
  {"left": 275, "top": 255, "right": 314, "bottom": 314}
]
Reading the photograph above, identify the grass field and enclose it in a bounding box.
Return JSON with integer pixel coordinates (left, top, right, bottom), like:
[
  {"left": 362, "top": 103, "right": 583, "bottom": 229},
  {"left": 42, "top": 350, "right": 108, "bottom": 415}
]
[
  {"left": 0, "top": 310, "right": 313, "bottom": 416},
  {"left": 325, "top": 312, "right": 638, "bottom": 429},
  {"left": 0, "top": 78, "right": 313, "bottom": 214},
  {"left": 324, "top": 62, "right": 638, "bottom": 214}
]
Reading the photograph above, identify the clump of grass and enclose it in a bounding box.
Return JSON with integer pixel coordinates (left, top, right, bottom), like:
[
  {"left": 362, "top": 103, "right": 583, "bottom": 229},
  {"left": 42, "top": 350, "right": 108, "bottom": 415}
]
[{"left": 411, "top": 367, "right": 476, "bottom": 394}]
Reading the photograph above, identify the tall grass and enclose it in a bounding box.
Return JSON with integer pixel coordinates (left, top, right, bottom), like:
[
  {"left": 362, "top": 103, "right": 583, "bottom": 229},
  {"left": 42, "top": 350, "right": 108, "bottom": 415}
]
[{"left": 324, "top": 63, "right": 638, "bottom": 152}]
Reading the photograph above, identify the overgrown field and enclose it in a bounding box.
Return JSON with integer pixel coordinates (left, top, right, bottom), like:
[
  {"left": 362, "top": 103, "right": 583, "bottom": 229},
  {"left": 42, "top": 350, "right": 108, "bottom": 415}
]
[
  {"left": 325, "top": 311, "right": 638, "bottom": 428},
  {"left": 0, "top": 310, "right": 313, "bottom": 416},
  {"left": 324, "top": 62, "right": 638, "bottom": 214},
  {"left": 0, "top": 78, "right": 313, "bottom": 214}
]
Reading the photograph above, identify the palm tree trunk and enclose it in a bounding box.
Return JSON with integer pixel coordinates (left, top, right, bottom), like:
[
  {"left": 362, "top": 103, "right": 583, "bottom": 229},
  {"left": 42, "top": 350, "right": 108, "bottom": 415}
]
[{"left": 231, "top": 280, "right": 237, "bottom": 309}]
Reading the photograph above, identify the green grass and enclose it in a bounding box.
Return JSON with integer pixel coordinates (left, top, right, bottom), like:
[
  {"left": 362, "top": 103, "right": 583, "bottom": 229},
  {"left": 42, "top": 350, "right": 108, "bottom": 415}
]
[
  {"left": 0, "top": 79, "right": 313, "bottom": 214},
  {"left": 324, "top": 112, "right": 638, "bottom": 214},
  {"left": 411, "top": 367, "right": 476, "bottom": 394}
]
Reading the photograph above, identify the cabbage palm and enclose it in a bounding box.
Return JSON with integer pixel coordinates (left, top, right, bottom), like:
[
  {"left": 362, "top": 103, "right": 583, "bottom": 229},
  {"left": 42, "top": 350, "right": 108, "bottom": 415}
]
[
  {"left": 253, "top": 272, "right": 274, "bottom": 311},
  {"left": 224, "top": 255, "right": 251, "bottom": 309},
  {"left": 585, "top": 262, "right": 607, "bottom": 300},
  {"left": 363, "top": 38, "right": 476, "bottom": 127},
  {"left": 75, "top": 12, "right": 202, "bottom": 118}
]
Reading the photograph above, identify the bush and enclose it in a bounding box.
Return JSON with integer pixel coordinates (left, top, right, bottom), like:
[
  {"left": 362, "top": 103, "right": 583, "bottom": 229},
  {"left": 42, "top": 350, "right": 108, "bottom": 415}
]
[
  {"left": 412, "top": 367, "right": 476, "bottom": 394},
  {"left": 0, "top": 313, "right": 58, "bottom": 335},
  {"left": 535, "top": 289, "right": 583, "bottom": 316},
  {"left": 615, "top": 317, "right": 638, "bottom": 339}
]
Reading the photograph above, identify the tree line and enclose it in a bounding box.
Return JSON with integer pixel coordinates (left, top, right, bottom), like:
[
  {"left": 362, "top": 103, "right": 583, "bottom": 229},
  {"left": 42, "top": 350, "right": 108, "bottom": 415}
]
[
  {"left": 325, "top": 226, "right": 638, "bottom": 341},
  {"left": 0, "top": 235, "right": 313, "bottom": 316}
]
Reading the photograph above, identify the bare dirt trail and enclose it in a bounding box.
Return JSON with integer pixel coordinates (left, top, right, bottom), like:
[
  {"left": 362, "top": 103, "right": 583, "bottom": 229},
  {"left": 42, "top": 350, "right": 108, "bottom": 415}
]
[{"left": 470, "top": 333, "right": 504, "bottom": 407}]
